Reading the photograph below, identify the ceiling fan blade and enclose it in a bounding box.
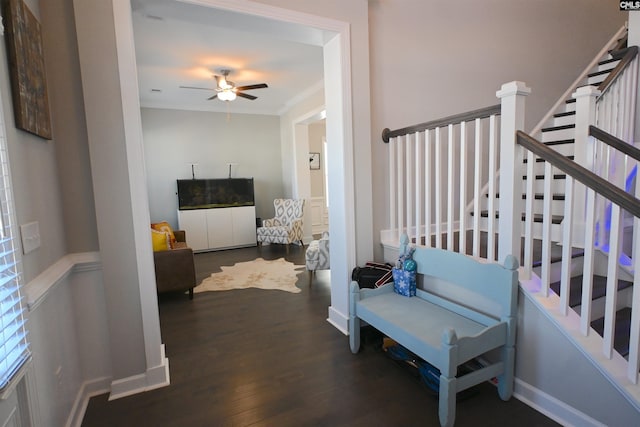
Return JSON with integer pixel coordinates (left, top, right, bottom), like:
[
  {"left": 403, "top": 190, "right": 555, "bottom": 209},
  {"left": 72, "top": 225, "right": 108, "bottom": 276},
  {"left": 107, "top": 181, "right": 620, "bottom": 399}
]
[
  {"left": 180, "top": 85, "right": 214, "bottom": 91},
  {"left": 237, "top": 92, "right": 257, "bottom": 100},
  {"left": 235, "top": 83, "right": 268, "bottom": 91},
  {"left": 207, "top": 94, "right": 218, "bottom": 100}
]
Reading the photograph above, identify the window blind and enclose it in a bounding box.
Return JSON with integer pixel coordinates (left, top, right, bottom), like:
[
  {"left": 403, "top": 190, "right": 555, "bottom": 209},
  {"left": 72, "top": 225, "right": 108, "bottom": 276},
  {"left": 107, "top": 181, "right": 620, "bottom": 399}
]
[{"left": 0, "top": 117, "right": 29, "bottom": 392}]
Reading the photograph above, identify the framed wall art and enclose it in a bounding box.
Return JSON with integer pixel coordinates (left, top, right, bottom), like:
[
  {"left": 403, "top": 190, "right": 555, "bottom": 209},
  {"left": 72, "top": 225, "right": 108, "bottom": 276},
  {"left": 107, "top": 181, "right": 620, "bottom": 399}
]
[
  {"left": 309, "top": 152, "right": 320, "bottom": 170},
  {"left": 2, "top": 0, "right": 52, "bottom": 140}
]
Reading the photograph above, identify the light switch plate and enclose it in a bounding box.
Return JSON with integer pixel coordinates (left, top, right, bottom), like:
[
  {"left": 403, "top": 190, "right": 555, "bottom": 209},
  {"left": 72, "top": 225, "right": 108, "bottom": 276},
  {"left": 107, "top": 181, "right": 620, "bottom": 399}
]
[{"left": 20, "top": 221, "right": 40, "bottom": 254}]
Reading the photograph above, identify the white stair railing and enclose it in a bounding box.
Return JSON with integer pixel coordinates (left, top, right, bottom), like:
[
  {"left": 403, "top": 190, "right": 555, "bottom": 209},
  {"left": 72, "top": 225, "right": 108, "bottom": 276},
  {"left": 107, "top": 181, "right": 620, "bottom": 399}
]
[
  {"left": 382, "top": 105, "right": 501, "bottom": 256},
  {"left": 516, "top": 129, "right": 640, "bottom": 395},
  {"left": 572, "top": 49, "right": 639, "bottom": 256}
]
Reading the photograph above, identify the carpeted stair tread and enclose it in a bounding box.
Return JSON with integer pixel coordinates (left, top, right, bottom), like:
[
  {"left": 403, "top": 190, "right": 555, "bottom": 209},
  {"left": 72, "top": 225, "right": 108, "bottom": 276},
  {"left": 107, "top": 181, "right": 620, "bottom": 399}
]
[
  {"left": 598, "top": 57, "right": 619, "bottom": 66},
  {"left": 489, "top": 193, "right": 565, "bottom": 200},
  {"left": 471, "top": 211, "right": 563, "bottom": 224},
  {"left": 550, "top": 275, "right": 634, "bottom": 308},
  {"left": 591, "top": 307, "right": 632, "bottom": 357},
  {"left": 523, "top": 155, "right": 574, "bottom": 164},
  {"left": 532, "top": 248, "right": 584, "bottom": 269},
  {"left": 522, "top": 174, "right": 566, "bottom": 180},
  {"left": 543, "top": 138, "right": 574, "bottom": 146},
  {"left": 588, "top": 69, "right": 611, "bottom": 78},
  {"left": 553, "top": 111, "right": 575, "bottom": 118},
  {"left": 541, "top": 124, "right": 575, "bottom": 132}
]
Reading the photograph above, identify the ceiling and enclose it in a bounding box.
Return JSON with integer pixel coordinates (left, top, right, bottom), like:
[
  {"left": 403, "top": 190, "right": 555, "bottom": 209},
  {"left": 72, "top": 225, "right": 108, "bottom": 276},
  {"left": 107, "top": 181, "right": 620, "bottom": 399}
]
[{"left": 131, "top": 0, "right": 327, "bottom": 116}]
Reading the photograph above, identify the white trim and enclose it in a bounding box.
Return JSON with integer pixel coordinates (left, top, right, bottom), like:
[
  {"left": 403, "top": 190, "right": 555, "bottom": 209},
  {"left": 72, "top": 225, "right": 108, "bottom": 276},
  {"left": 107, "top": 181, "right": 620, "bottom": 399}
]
[
  {"left": 327, "top": 307, "right": 348, "bottom": 335},
  {"left": 65, "top": 376, "right": 111, "bottom": 427},
  {"left": 165, "top": 0, "right": 356, "bottom": 335},
  {"left": 113, "top": 0, "right": 171, "bottom": 387},
  {"left": 514, "top": 378, "right": 606, "bottom": 427},
  {"left": 21, "top": 366, "right": 40, "bottom": 427},
  {"left": 25, "top": 252, "right": 101, "bottom": 311},
  {"left": 108, "top": 344, "right": 170, "bottom": 401},
  {"left": 177, "top": 0, "right": 348, "bottom": 33},
  {"left": 0, "top": 358, "right": 31, "bottom": 401}
]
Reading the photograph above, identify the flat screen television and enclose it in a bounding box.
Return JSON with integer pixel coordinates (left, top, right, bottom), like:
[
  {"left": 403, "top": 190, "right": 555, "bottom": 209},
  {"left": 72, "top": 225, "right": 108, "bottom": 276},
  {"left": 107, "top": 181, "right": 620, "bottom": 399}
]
[{"left": 177, "top": 178, "right": 255, "bottom": 210}]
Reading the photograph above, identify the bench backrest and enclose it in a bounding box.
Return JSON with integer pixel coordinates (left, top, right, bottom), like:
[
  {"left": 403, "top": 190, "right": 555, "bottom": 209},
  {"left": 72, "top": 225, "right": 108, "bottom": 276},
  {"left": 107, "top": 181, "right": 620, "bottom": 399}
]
[{"left": 400, "top": 234, "right": 519, "bottom": 321}]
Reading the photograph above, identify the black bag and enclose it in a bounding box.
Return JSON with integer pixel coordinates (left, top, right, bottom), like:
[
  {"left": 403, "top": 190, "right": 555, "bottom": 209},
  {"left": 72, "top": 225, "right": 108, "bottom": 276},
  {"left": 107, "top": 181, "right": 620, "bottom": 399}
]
[{"left": 351, "top": 262, "right": 393, "bottom": 289}]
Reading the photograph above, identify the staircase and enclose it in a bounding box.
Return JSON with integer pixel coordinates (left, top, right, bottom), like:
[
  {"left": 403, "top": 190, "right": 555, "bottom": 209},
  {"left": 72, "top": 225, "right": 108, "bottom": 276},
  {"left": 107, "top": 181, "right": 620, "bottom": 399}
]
[{"left": 380, "top": 23, "right": 640, "bottom": 424}]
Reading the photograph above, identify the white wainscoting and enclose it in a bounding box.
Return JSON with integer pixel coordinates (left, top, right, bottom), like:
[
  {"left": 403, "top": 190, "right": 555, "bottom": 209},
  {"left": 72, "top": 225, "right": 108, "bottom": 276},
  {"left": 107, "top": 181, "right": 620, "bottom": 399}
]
[
  {"left": 309, "top": 196, "right": 328, "bottom": 235},
  {"left": 22, "top": 253, "right": 113, "bottom": 427}
]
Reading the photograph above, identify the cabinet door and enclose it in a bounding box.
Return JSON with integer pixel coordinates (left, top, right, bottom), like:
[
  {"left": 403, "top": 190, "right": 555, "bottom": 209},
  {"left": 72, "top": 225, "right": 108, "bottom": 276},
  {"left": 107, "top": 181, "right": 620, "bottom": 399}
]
[
  {"left": 232, "top": 206, "right": 257, "bottom": 246},
  {"left": 206, "top": 208, "right": 234, "bottom": 249},
  {"left": 177, "top": 210, "right": 208, "bottom": 251}
]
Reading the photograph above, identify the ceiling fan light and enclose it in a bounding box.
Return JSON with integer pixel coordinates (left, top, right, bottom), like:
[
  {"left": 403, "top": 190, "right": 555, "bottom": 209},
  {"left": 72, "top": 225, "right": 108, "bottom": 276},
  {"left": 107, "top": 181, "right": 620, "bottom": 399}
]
[{"left": 218, "top": 90, "right": 236, "bottom": 101}]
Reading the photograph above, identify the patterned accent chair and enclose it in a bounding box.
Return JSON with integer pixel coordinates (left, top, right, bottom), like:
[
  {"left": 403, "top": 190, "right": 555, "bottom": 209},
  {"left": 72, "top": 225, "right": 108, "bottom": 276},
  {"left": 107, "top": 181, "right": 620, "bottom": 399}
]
[
  {"left": 256, "top": 199, "right": 305, "bottom": 248},
  {"left": 305, "top": 231, "right": 329, "bottom": 284}
]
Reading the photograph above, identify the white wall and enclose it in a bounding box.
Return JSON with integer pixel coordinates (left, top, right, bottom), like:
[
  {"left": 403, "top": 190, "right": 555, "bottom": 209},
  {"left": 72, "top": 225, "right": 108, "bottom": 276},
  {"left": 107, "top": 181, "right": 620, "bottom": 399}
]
[
  {"left": 368, "top": 0, "right": 627, "bottom": 260},
  {"left": 141, "top": 108, "right": 284, "bottom": 224}
]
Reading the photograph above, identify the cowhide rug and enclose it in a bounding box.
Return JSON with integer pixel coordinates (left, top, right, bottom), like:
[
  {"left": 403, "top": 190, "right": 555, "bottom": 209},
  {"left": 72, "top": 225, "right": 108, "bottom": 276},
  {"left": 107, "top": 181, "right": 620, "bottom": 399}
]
[{"left": 194, "top": 257, "right": 305, "bottom": 294}]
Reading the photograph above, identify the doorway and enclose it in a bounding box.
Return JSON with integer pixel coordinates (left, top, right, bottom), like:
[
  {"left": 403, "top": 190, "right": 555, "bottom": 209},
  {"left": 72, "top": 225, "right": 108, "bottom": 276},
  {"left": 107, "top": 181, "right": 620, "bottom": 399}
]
[{"left": 122, "top": 0, "right": 356, "bottom": 332}]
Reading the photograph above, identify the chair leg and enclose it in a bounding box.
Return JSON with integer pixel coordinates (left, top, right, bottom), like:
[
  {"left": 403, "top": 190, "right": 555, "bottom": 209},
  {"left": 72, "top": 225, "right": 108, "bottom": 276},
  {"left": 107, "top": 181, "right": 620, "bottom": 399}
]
[
  {"left": 308, "top": 270, "right": 313, "bottom": 286},
  {"left": 189, "top": 288, "right": 194, "bottom": 300}
]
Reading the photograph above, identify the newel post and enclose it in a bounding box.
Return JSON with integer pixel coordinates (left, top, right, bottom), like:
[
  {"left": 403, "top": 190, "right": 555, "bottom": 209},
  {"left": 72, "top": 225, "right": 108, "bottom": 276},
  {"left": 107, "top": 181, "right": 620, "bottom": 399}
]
[
  {"left": 497, "top": 81, "right": 531, "bottom": 266},
  {"left": 572, "top": 86, "right": 600, "bottom": 245},
  {"left": 572, "top": 86, "right": 600, "bottom": 170}
]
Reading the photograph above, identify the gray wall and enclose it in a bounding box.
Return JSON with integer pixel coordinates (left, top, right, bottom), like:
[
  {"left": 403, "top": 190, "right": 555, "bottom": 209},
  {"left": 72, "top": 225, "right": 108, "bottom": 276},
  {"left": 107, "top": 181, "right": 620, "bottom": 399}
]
[
  {"left": 141, "top": 108, "right": 284, "bottom": 225},
  {"left": 0, "top": 0, "right": 73, "bottom": 282}
]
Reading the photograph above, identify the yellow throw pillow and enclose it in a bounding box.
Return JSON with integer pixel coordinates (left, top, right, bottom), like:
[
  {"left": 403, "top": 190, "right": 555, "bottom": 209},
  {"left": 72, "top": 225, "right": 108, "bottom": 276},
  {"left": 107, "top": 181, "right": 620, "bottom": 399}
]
[
  {"left": 151, "top": 228, "right": 170, "bottom": 252},
  {"left": 151, "top": 221, "right": 176, "bottom": 248}
]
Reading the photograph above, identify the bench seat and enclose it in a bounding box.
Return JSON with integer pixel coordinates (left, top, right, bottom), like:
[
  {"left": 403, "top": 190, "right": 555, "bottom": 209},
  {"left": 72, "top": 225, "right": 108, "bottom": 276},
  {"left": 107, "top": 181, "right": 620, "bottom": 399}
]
[{"left": 349, "top": 234, "right": 519, "bottom": 427}]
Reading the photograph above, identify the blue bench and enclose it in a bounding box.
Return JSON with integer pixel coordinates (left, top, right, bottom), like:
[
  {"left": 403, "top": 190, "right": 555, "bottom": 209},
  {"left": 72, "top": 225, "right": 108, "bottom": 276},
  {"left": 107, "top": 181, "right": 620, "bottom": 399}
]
[{"left": 349, "top": 234, "right": 519, "bottom": 426}]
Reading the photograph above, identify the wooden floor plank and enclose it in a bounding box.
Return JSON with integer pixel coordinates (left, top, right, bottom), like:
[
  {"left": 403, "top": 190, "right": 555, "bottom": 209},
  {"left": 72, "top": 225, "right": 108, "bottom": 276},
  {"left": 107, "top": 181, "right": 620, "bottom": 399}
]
[{"left": 81, "top": 243, "right": 559, "bottom": 426}]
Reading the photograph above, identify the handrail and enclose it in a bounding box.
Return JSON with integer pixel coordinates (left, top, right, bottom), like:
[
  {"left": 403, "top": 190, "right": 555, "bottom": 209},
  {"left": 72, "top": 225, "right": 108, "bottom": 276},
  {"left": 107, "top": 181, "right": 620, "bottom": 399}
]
[
  {"left": 381, "top": 104, "right": 500, "bottom": 143},
  {"left": 598, "top": 46, "right": 638, "bottom": 97},
  {"left": 516, "top": 130, "right": 640, "bottom": 218},
  {"left": 590, "top": 125, "right": 640, "bottom": 162},
  {"left": 529, "top": 24, "right": 628, "bottom": 137}
]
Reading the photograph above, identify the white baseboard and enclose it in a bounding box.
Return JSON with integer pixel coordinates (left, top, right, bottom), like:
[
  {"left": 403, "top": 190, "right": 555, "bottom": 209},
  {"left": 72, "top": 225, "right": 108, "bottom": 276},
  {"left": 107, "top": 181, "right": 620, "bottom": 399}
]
[
  {"left": 108, "top": 353, "right": 170, "bottom": 401},
  {"left": 327, "top": 306, "right": 348, "bottom": 335},
  {"left": 66, "top": 376, "right": 111, "bottom": 427},
  {"left": 514, "top": 378, "right": 606, "bottom": 427}
]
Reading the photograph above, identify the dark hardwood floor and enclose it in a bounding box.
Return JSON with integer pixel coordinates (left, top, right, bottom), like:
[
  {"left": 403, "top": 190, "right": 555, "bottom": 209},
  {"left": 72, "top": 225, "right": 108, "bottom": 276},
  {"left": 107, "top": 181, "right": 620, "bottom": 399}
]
[{"left": 81, "top": 244, "right": 559, "bottom": 426}]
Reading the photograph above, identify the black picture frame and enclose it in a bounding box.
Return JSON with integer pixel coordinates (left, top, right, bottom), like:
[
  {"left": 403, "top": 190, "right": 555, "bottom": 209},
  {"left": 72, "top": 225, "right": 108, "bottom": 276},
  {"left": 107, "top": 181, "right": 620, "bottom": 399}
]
[{"left": 309, "top": 152, "right": 320, "bottom": 170}]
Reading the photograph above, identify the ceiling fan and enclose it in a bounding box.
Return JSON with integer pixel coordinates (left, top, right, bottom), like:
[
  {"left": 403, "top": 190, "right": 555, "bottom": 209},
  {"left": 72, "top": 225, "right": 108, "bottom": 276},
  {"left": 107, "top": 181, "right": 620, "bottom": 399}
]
[{"left": 180, "top": 69, "right": 268, "bottom": 101}]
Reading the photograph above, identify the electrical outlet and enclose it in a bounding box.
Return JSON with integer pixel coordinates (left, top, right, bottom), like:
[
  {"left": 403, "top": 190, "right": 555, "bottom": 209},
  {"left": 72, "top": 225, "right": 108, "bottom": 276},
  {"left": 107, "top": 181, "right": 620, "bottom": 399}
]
[{"left": 20, "top": 221, "right": 40, "bottom": 254}]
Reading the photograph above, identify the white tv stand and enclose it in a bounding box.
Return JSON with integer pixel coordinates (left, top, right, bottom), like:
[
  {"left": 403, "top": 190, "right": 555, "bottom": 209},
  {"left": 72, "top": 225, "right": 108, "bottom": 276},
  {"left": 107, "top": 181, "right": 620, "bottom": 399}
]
[{"left": 178, "top": 205, "right": 256, "bottom": 252}]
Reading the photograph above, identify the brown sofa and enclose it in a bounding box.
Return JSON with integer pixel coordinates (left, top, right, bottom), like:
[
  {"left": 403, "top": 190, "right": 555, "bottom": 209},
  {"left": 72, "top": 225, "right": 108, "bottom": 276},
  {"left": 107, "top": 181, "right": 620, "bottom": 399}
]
[{"left": 153, "top": 230, "right": 196, "bottom": 299}]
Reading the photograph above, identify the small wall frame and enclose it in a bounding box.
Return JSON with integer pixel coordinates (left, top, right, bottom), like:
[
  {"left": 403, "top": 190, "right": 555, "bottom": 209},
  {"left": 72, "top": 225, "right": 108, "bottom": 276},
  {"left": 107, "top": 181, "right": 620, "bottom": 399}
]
[{"left": 309, "top": 152, "right": 320, "bottom": 170}]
